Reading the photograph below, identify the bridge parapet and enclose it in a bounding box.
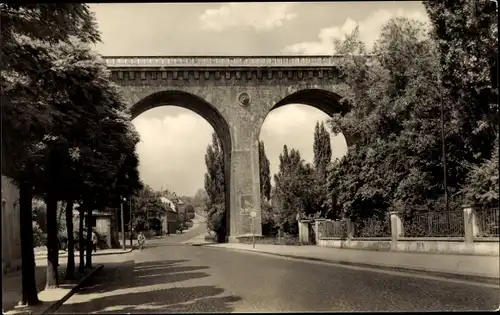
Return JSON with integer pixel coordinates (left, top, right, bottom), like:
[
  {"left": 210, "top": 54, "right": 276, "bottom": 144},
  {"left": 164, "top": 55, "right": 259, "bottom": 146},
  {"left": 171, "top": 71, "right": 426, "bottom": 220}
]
[{"left": 103, "top": 55, "right": 346, "bottom": 68}]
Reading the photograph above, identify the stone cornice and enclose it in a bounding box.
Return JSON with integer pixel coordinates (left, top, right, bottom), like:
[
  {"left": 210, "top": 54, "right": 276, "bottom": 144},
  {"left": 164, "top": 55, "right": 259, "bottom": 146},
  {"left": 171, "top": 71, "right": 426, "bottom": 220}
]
[
  {"left": 108, "top": 68, "right": 340, "bottom": 81},
  {"left": 102, "top": 55, "right": 351, "bottom": 68}
]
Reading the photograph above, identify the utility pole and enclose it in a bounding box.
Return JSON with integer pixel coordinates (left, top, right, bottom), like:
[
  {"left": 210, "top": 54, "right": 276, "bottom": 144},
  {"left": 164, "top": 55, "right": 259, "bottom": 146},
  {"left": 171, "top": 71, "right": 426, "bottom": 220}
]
[
  {"left": 129, "top": 197, "right": 133, "bottom": 248},
  {"left": 438, "top": 74, "right": 449, "bottom": 214},
  {"left": 121, "top": 197, "right": 126, "bottom": 250}
]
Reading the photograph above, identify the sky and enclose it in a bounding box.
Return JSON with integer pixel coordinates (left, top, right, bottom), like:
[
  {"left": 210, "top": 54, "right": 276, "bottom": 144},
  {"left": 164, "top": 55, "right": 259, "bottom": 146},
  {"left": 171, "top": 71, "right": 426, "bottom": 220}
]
[{"left": 89, "top": 2, "right": 430, "bottom": 197}]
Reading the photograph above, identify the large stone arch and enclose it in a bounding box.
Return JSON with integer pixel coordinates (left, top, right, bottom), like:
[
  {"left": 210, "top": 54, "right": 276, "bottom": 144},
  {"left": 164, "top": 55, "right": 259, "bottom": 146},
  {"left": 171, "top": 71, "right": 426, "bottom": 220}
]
[{"left": 129, "top": 90, "right": 232, "bottom": 241}]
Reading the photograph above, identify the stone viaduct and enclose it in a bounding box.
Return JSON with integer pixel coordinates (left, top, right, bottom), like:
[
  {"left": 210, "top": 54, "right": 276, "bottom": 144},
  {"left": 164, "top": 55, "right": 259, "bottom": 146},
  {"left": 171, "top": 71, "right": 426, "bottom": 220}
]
[{"left": 103, "top": 55, "right": 353, "bottom": 242}]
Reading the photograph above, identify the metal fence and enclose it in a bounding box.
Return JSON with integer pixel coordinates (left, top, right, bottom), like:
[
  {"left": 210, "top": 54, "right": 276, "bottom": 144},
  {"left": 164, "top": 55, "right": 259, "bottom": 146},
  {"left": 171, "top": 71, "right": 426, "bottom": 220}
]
[
  {"left": 403, "top": 209, "right": 464, "bottom": 237},
  {"left": 353, "top": 215, "right": 391, "bottom": 237},
  {"left": 317, "top": 220, "right": 347, "bottom": 239},
  {"left": 475, "top": 207, "right": 499, "bottom": 237}
]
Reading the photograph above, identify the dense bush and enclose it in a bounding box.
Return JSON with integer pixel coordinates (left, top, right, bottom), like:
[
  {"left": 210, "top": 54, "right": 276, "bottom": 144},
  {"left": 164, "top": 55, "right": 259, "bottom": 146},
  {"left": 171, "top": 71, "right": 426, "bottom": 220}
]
[
  {"left": 261, "top": 198, "right": 278, "bottom": 236},
  {"left": 32, "top": 221, "right": 47, "bottom": 247},
  {"left": 207, "top": 204, "right": 225, "bottom": 234}
]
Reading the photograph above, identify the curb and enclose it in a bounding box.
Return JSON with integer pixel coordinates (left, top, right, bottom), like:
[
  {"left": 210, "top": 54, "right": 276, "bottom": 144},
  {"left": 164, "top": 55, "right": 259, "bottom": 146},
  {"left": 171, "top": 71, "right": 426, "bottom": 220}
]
[
  {"left": 36, "top": 248, "right": 133, "bottom": 260},
  {"left": 204, "top": 245, "right": 500, "bottom": 286},
  {"left": 40, "top": 264, "right": 104, "bottom": 314},
  {"left": 191, "top": 242, "right": 218, "bottom": 246}
]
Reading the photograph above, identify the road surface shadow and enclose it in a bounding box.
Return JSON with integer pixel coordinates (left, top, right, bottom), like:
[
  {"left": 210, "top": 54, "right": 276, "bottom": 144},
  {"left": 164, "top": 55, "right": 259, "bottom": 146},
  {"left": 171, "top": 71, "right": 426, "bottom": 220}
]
[
  {"left": 75, "top": 260, "right": 209, "bottom": 295},
  {"left": 70, "top": 285, "right": 242, "bottom": 313},
  {"left": 57, "top": 259, "right": 241, "bottom": 313}
]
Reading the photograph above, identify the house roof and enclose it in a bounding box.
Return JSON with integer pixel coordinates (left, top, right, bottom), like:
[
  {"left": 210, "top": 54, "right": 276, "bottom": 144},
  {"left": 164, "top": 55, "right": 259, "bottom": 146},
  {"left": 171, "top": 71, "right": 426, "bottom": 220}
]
[{"left": 160, "top": 197, "right": 177, "bottom": 212}]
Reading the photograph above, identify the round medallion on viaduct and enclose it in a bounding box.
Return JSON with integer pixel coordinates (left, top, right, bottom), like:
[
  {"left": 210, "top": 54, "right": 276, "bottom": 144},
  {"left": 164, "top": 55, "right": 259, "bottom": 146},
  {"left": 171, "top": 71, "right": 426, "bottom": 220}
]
[{"left": 237, "top": 92, "right": 251, "bottom": 107}]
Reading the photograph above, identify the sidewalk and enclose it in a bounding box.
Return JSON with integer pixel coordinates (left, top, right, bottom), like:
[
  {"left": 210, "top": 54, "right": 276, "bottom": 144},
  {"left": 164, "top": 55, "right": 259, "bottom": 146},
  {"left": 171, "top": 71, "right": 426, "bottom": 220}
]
[
  {"left": 2, "top": 263, "right": 102, "bottom": 315},
  {"left": 35, "top": 247, "right": 133, "bottom": 261},
  {"left": 202, "top": 243, "right": 500, "bottom": 281}
]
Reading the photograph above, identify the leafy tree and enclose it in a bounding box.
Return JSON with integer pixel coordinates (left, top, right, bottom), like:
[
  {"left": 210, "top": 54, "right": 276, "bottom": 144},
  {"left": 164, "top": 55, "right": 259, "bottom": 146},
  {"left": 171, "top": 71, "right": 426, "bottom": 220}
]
[
  {"left": 313, "top": 122, "right": 332, "bottom": 177},
  {"left": 313, "top": 121, "right": 332, "bottom": 217},
  {"left": 462, "top": 135, "right": 499, "bottom": 208},
  {"left": 1, "top": 4, "right": 100, "bottom": 303},
  {"left": 259, "top": 141, "right": 271, "bottom": 201},
  {"left": 274, "top": 145, "right": 317, "bottom": 235},
  {"left": 177, "top": 212, "right": 189, "bottom": 233},
  {"left": 203, "top": 132, "right": 226, "bottom": 242},
  {"left": 326, "top": 18, "right": 462, "bottom": 224},
  {"left": 79, "top": 111, "right": 140, "bottom": 270},
  {"left": 192, "top": 188, "right": 208, "bottom": 212},
  {"left": 424, "top": 0, "right": 498, "bottom": 206},
  {"left": 261, "top": 196, "right": 277, "bottom": 235},
  {"left": 132, "top": 185, "right": 166, "bottom": 231},
  {"left": 27, "top": 39, "right": 139, "bottom": 285}
]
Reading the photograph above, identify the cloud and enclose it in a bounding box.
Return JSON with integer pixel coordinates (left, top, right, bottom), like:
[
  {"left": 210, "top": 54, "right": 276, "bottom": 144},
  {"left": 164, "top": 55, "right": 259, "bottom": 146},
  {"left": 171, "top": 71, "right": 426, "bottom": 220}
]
[
  {"left": 282, "top": 8, "right": 429, "bottom": 55},
  {"left": 199, "top": 3, "right": 297, "bottom": 31},
  {"left": 132, "top": 108, "right": 214, "bottom": 196}
]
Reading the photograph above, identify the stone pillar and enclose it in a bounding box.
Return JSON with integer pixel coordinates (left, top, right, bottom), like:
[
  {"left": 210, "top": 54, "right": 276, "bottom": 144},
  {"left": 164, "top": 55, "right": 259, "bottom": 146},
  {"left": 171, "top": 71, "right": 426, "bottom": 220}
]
[
  {"left": 314, "top": 219, "right": 326, "bottom": 244},
  {"left": 299, "top": 220, "right": 311, "bottom": 245},
  {"left": 346, "top": 218, "right": 354, "bottom": 240},
  {"left": 229, "top": 138, "right": 262, "bottom": 239},
  {"left": 390, "top": 211, "right": 403, "bottom": 250},
  {"left": 463, "top": 205, "right": 480, "bottom": 243}
]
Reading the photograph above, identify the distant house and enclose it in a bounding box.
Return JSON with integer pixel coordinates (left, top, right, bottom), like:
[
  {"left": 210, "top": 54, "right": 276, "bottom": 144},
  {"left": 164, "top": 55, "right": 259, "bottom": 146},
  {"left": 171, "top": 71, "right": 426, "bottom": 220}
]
[
  {"left": 176, "top": 199, "right": 186, "bottom": 215},
  {"left": 159, "top": 197, "right": 179, "bottom": 235},
  {"left": 72, "top": 207, "right": 113, "bottom": 248}
]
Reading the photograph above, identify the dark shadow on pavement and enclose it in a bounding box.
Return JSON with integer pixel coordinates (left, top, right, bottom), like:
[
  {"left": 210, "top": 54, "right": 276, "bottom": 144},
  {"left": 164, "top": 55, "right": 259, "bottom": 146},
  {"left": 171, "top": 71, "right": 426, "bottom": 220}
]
[
  {"left": 56, "top": 259, "right": 242, "bottom": 313},
  {"left": 64, "top": 285, "right": 242, "bottom": 313},
  {"left": 75, "top": 260, "right": 209, "bottom": 296}
]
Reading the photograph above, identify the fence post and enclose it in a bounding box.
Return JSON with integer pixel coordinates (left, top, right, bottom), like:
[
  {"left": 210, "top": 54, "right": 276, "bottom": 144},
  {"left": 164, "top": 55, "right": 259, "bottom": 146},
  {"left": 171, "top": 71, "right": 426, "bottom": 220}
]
[
  {"left": 463, "top": 204, "right": 480, "bottom": 243},
  {"left": 346, "top": 218, "right": 354, "bottom": 241},
  {"left": 389, "top": 211, "right": 403, "bottom": 250}
]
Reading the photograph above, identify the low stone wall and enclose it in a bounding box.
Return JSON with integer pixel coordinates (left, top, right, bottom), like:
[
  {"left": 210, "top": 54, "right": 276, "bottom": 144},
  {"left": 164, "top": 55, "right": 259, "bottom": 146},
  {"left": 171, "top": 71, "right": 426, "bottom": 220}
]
[
  {"left": 318, "top": 237, "right": 392, "bottom": 251},
  {"left": 317, "top": 237, "right": 499, "bottom": 256},
  {"left": 230, "top": 235, "right": 300, "bottom": 246},
  {"left": 396, "top": 237, "right": 499, "bottom": 255}
]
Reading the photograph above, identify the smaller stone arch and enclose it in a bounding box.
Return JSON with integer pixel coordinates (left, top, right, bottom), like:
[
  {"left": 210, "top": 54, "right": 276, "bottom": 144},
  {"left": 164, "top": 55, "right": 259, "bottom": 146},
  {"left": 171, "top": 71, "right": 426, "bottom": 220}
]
[
  {"left": 129, "top": 90, "right": 232, "bottom": 242},
  {"left": 261, "top": 88, "right": 354, "bottom": 146}
]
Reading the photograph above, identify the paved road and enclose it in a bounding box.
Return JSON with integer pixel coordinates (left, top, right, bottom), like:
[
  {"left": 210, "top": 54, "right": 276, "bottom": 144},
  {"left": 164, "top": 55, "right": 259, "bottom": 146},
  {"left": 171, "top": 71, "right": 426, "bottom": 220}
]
[{"left": 56, "top": 232, "right": 499, "bottom": 312}]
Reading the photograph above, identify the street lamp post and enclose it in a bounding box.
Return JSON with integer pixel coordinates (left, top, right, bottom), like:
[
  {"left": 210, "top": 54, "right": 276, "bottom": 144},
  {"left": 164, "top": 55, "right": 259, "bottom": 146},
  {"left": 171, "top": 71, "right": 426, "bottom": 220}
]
[
  {"left": 250, "top": 210, "right": 256, "bottom": 249},
  {"left": 121, "top": 197, "right": 126, "bottom": 250}
]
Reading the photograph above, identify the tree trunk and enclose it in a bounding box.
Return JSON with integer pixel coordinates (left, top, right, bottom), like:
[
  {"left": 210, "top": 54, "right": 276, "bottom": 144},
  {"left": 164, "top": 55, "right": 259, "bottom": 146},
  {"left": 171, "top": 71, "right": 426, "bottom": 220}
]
[
  {"left": 78, "top": 206, "right": 85, "bottom": 273},
  {"left": 45, "top": 191, "right": 59, "bottom": 289},
  {"left": 217, "top": 211, "right": 226, "bottom": 243},
  {"left": 85, "top": 206, "right": 93, "bottom": 269},
  {"left": 18, "top": 180, "right": 41, "bottom": 305},
  {"left": 65, "top": 199, "right": 75, "bottom": 280}
]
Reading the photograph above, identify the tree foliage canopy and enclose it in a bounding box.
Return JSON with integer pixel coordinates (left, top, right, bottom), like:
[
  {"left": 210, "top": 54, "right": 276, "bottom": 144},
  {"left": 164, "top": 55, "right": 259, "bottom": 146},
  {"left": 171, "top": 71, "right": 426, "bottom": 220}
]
[
  {"left": 259, "top": 141, "right": 271, "bottom": 201},
  {"left": 327, "top": 10, "right": 498, "bottom": 221},
  {"left": 204, "top": 133, "right": 225, "bottom": 234}
]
